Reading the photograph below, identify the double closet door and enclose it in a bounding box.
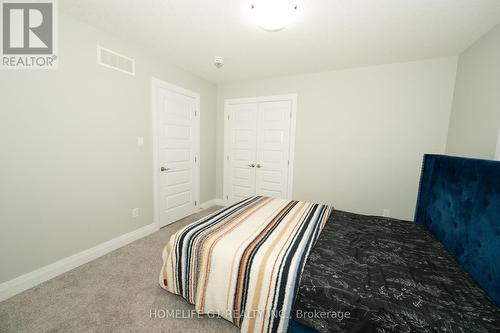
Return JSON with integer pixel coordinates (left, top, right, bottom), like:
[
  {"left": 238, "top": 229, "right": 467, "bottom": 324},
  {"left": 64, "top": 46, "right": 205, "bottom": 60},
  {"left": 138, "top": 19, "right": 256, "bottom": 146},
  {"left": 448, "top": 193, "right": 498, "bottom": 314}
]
[{"left": 224, "top": 96, "right": 296, "bottom": 204}]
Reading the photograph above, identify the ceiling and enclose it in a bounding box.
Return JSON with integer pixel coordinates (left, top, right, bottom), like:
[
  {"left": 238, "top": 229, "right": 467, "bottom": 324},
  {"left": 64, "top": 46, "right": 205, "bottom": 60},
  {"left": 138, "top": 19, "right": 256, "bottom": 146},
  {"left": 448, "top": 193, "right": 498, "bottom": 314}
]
[{"left": 60, "top": 0, "right": 500, "bottom": 83}]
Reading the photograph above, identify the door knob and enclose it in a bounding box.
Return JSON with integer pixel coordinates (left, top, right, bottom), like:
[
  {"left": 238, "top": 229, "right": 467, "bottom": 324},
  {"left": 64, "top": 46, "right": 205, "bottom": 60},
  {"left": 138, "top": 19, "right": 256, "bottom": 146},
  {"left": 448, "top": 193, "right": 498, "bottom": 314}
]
[
  {"left": 256, "top": 164, "right": 263, "bottom": 168},
  {"left": 248, "top": 163, "right": 256, "bottom": 168},
  {"left": 160, "top": 167, "right": 171, "bottom": 172}
]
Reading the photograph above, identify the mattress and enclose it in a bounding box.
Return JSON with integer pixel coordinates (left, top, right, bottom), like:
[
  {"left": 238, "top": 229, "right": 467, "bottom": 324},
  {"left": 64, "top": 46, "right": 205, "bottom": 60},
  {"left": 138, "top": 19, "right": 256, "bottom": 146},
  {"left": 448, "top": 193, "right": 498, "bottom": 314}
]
[{"left": 293, "top": 210, "right": 500, "bottom": 333}]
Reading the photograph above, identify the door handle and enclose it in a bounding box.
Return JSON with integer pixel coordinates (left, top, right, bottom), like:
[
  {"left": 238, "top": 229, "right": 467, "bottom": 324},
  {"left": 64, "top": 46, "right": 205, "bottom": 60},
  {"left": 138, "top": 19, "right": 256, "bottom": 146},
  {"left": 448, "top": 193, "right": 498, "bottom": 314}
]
[
  {"left": 248, "top": 163, "right": 256, "bottom": 168},
  {"left": 160, "top": 167, "right": 171, "bottom": 172},
  {"left": 256, "top": 164, "right": 263, "bottom": 168}
]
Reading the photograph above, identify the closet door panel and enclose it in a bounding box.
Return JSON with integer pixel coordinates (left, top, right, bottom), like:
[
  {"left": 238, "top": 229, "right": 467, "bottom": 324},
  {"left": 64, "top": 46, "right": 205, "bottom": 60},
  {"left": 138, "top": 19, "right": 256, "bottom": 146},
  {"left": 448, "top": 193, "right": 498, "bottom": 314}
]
[
  {"left": 227, "top": 103, "right": 258, "bottom": 202},
  {"left": 255, "top": 101, "right": 291, "bottom": 199}
]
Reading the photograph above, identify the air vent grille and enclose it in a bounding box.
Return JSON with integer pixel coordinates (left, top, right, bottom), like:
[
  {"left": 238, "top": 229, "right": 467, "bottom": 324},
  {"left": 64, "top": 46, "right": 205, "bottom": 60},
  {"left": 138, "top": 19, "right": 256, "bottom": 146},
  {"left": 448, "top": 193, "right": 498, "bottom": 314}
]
[{"left": 97, "top": 46, "right": 135, "bottom": 75}]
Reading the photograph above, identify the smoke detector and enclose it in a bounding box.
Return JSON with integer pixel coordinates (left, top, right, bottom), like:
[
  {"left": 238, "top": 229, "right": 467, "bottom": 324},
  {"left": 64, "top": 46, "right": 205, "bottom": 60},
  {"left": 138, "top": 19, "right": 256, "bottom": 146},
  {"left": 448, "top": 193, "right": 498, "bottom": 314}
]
[{"left": 214, "top": 56, "right": 224, "bottom": 68}]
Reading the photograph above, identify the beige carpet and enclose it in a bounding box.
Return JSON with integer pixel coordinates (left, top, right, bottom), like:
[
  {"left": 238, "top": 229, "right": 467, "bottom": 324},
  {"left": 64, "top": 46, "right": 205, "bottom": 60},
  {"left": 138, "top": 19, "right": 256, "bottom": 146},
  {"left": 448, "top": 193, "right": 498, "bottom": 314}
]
[{"left": 0, "top": 207, "right": 239, "bottom": 333}]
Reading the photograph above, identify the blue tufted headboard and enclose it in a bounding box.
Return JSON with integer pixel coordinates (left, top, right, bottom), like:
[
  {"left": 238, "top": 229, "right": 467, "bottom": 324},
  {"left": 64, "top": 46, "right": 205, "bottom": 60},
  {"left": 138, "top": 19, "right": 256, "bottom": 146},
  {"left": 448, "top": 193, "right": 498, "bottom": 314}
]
[{"left": 415, "top": 154, "right": 500, "bottom": 306}]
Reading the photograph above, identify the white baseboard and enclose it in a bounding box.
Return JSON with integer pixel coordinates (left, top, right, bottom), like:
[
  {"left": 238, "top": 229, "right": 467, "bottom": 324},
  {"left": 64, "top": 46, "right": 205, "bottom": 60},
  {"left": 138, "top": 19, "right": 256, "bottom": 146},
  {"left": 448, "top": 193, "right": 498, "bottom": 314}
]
[
  {"left": 199, "top": 198, "right": 228, "bottom": 210},
  {"left": 0, "top": 223, "right": 158, "bottom": 302},
  {"left": 495, "top": 129, "right": 500, "bottom": 161},
  {"left": 215, "top": 198, "right": 228, "bottom": 206},
  {"left": 199, "top": 199, "right": 216, "bottom": 210}
]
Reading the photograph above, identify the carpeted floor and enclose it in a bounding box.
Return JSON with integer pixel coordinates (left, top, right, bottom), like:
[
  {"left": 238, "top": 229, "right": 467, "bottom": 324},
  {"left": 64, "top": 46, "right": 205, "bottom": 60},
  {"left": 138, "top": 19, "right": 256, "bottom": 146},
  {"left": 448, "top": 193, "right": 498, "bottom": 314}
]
[{"left": 0, "top": 207, "right": 239, "bottom": 333}]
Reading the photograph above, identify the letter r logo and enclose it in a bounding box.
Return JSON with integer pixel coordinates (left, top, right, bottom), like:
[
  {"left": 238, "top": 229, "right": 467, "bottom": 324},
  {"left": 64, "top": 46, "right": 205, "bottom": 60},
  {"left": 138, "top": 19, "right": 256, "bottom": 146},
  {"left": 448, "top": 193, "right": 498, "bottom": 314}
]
[{"left": 2, "top": 1, "right": 53, "bottom": 54}]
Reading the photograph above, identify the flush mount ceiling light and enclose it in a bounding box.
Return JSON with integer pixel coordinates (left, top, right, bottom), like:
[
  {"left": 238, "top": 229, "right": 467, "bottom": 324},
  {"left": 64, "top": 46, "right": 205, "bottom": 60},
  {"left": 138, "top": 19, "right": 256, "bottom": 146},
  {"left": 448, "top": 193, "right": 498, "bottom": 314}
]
[{"left": 251, "top": 0, "right": 299, "bottom": 32}]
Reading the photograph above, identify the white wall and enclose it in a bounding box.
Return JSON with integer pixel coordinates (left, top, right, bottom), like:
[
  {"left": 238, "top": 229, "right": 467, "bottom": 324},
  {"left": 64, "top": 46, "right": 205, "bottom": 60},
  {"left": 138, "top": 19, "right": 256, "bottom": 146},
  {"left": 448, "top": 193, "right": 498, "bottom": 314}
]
[
  {"left": 446, "top": 23, "right": 500, "bottom": 159},
  {"left": 216, "top": 57, "right": 458, "bottom": 220},
  {"left": 0, "top": 13, "right": 216, "bottom": 283}
]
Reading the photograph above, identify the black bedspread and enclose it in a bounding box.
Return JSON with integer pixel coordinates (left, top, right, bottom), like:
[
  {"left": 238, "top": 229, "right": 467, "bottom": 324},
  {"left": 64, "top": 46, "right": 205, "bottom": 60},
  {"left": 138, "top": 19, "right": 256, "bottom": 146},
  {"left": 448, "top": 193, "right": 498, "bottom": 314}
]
[{"left": 293, "top": 210, "right": 500, "bottom": 333}]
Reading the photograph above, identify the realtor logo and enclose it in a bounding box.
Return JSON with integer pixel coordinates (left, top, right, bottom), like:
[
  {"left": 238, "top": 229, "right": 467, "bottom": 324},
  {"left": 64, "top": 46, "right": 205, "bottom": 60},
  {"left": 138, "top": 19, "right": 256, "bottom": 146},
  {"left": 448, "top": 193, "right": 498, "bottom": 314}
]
[{"left": 1, "top": 0, "right": 57, "bottom": 69}]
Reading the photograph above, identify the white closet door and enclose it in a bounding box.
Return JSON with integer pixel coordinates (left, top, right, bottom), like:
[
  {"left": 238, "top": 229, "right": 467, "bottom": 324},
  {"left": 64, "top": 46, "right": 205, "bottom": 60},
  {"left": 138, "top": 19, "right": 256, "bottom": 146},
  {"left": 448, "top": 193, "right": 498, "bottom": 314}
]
[
  {"left": 227, "top": 103, "right": 258, "bottom": 203},
  {"left": 255, "top": 101, "right": 291, "bottom": 198}
]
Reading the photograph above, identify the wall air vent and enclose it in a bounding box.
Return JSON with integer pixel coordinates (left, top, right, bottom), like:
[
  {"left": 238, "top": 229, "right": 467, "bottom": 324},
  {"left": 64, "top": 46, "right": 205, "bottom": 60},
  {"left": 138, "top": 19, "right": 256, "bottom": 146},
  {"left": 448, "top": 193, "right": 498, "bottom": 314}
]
[{"left": 97, "top": 45, "right": 135, "bottom": 75}]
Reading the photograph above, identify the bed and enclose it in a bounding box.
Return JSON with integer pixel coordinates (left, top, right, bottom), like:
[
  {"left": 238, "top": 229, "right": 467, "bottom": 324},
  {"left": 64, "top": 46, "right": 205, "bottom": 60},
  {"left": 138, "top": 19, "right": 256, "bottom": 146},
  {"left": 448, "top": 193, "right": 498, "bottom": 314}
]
[
  {"left": 292, "top": 210, "right": 500, "bottom": 332},
  {"left": 160, "top": 155, "right": 500, "bottom": 332}
]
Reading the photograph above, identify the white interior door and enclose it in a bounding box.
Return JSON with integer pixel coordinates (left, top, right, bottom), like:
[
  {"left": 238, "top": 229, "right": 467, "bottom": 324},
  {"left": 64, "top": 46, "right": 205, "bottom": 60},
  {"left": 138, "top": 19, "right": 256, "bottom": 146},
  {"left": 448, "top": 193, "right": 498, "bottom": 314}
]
[
  {"left": 224, "top": 95, "right": 296, "bottom": 204},
  {"left": 227, "top": 103, "right": 258, "bottom": 203},
  {"left": 255, "top": 101, "right": 291, "bottom": 198},
  {"left": 156, "top": 82, "right": 199, "bottom": 227}
]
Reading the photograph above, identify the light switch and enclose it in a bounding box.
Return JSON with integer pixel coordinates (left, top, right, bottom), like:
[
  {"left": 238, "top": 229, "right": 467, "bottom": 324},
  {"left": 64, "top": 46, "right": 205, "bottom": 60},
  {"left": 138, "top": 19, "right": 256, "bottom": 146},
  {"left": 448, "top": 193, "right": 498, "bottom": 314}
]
[{"left": 137, "top": 136, "right": 144, "bottom": 147}]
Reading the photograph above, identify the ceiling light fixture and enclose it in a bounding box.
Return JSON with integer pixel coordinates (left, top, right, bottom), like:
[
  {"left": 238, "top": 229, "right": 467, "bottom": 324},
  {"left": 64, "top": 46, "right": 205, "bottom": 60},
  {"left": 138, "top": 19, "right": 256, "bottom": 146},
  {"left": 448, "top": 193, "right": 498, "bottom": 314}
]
[{"left": 250, "top": 0, "right": 299, "bottom": 32}]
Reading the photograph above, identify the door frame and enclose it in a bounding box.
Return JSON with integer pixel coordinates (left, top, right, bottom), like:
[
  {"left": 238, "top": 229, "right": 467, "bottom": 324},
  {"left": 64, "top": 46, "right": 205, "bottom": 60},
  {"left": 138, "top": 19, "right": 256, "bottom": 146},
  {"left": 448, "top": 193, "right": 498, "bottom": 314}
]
[
  {"left": 223, "top": 94, "right": 297, "bottom": 204},
  {"left": 152, "top": 77, "right": 201, "bottom": 229}
]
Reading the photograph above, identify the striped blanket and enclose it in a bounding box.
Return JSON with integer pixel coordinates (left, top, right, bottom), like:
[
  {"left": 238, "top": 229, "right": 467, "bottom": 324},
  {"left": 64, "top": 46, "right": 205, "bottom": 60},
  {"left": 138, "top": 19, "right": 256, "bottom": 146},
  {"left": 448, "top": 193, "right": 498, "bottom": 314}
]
[{"left": 159, "top": 196, "right": 332, "bottom": 333}]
